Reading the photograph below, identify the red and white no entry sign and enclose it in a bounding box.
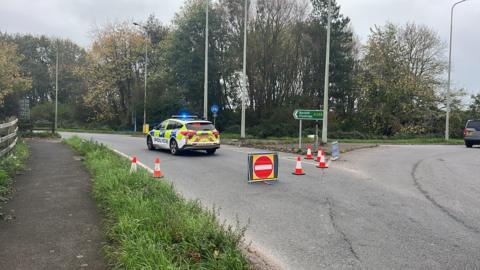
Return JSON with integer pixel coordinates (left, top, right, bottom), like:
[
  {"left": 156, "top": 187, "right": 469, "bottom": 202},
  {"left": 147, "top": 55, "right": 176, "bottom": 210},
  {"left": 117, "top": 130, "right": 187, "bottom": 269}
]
[
  {"left": 254, "top": 156, "right": 273, "bottom": 179},
  {"left": 248, "top": 153, "right": 278, "bottom": 182}
]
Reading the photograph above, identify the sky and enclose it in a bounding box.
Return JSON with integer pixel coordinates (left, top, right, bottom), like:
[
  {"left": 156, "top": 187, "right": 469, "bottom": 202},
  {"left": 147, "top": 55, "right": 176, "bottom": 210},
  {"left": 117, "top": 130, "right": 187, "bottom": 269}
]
[{"left": 0, "top": 0, "right": 478, "bottom": 94}]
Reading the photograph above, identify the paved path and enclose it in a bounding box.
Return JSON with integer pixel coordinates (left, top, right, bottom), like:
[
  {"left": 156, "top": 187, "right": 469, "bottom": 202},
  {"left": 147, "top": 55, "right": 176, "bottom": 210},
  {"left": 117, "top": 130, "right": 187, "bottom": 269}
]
[
  {"left": 61, "top": 132, "right": 480, "bottom": 270},
  {"left": 0, "top": 139, "right": 105, "bottom": 270}
]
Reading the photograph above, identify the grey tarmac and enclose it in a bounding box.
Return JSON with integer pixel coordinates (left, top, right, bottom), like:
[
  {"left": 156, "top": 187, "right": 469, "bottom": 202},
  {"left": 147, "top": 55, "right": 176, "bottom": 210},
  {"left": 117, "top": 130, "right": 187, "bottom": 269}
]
[{"left": 61, "top": 132, "right": 480, "bottom": 270}]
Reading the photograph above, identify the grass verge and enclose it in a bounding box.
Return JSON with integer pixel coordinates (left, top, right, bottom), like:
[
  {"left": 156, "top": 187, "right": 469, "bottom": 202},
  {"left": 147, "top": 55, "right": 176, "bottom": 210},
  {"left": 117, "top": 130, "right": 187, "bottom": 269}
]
[
  {"left": 337, "top": 138, "right": 464, "bottom": 145},
  {"left": 0, "top": 140, "right": 29, "bottom": 201},
  {"left": 64, "top": 136, "right": 251, "bottom": 270},
  {"left": 221, "top": 133, "right": 464, "bottom": 145},
  {"left": 59, "top": 128, "right": 143, "bottom": 136}
]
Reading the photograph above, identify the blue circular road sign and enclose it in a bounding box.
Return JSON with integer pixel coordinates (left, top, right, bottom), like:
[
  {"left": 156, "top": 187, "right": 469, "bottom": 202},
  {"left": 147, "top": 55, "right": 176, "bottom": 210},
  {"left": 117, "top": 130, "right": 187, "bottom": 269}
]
[{"left": 210, "top": 105, "right": 219, "bottom": 113}]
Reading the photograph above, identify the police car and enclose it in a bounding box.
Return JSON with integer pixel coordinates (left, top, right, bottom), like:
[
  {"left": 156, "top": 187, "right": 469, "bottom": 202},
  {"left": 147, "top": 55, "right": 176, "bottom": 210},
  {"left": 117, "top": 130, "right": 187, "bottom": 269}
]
[{"left": 146, "top": 115, "right": 220, "bottom": 155}]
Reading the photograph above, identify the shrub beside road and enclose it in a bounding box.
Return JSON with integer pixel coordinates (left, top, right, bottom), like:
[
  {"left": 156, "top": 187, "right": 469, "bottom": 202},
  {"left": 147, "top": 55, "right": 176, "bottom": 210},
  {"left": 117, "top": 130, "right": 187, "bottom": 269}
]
[
  {"left": 64, "top": 136, "right": 250, "bottom": 270},
  {"left": 0, "top": 140, "right": 29, "bottom": 201}
]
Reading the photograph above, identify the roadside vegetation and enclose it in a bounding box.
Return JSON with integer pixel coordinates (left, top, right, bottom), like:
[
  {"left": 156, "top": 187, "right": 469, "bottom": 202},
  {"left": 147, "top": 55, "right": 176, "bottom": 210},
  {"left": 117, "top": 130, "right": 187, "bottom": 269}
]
[
  {"left": 19, "top": 131, "right": 61, "bottom": 138},
  {"left": 64, "top": 136, "right": 250, "bottom": 270},
  {"left": 336, "top": 138, "right": 463, "bottom": 145},
  {"left": 0, "top": 140, "right": 29, "bottom": 201},
  {"left": 58, "top": 128, "right": 143, "bottom": 136},
  {"left": 221, "top": 133, "right": 464, "bottom": 145}
]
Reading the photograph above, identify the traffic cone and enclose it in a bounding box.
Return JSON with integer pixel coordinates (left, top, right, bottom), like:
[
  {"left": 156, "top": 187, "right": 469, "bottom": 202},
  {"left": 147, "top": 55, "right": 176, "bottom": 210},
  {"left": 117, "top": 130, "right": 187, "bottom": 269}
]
[
  {"left": 153, "top": 158, "right": 163, "bottom": 178},
  {"left": 305, "top": 144, "right": 313, "bottom": 159},
  {"left": 316, "top": 147, "right": 323, "bottom": 162},
  {"left": 130, "top": 156, "right": 137, "bottom": 174},
  {"left": 292, "top": 155, "right": 306, "bottom": 175},
  {"left": 316, "top": 152, "right": 328, "bottom": 168}
]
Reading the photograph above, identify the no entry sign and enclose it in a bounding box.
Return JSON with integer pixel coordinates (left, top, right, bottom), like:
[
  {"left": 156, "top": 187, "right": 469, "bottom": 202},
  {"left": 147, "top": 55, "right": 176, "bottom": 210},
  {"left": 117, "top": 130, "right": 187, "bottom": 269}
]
[{"left": 248, "top": 153, "right": 278, "bottom": 183}]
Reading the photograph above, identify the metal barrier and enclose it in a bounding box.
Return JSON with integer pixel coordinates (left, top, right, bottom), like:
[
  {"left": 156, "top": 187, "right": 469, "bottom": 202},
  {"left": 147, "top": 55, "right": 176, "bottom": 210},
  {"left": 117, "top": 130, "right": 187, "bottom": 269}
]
[{"left": 0, "top": 118, "right": 18, "bottom": 158}]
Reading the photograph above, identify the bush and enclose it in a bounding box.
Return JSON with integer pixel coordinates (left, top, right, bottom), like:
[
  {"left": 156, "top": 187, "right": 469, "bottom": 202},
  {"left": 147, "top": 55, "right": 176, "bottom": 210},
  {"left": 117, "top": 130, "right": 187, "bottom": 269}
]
[{"left": 0, "top": 140, "right": 29, "bottom": 199}]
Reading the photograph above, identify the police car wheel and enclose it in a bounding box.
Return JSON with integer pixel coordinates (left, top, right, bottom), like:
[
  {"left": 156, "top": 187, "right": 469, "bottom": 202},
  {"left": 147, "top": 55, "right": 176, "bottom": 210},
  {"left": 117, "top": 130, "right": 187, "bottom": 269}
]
[
  {"left": 170, "top": 140, "right": 179, "bottom": 155},
  {"left": 147, "top": 136, "right": 154, "bottom": 150},
  {"left": 206, "top": 149, "right": 216, "bottom": 155}
]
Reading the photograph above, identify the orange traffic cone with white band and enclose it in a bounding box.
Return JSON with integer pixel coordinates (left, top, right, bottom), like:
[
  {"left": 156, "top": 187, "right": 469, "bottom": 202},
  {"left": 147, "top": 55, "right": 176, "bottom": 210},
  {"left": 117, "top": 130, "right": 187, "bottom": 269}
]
[
  {"left": 153, "top": 158, "right": 163, "bottom": 178},
  {"left": 316, "top": 151, "right": 328, "bottom": 168},
  {"left": 305, "top": 144, "right": 313, "bottom": 159},
  {"left": 316, "top": 147, "right": 323, "bottom": 162},
  {"left": 292, "top": 155, "right": 306, "bottom": 175},
  {"left": 130, "top": 156, "right": 137, "bottom": 174}
]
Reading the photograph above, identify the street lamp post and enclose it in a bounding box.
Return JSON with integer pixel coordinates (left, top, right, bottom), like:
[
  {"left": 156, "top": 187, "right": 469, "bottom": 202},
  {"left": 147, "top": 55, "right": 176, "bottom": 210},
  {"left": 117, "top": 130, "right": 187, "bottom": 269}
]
[
  {"left": 54, "top": 42, "right": 59, "bottom": 133},
  {"left": 241, "top": 0, "right": 248, "bottom": 139},
  {"left": 133, "top": 22, "right": 149, "bottom": 132},
  {"left": 204, "top": 0, "right": 209, "bottom": 120},
  {"left": 321, "top": 0, "right": 332, "bottom": 144},
  {"left": 446, "top": 0, "right": 468, "bottom": 140}
]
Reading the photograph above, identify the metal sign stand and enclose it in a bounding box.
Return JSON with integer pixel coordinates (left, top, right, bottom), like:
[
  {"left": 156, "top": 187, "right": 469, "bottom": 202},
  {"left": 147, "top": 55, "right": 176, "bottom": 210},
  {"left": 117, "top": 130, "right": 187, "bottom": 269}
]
[
  {"left": 331, "top": 141, "right": 339, "bottom": 161},
  {"left": 298, "top": 120, "right": 302, "bottom": 150}
]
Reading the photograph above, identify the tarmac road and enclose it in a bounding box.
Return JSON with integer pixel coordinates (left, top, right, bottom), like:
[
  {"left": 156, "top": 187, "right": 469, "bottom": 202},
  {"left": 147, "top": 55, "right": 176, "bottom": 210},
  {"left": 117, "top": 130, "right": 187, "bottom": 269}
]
[{"left": 61, "top": 132, "right": 480, "bottom": 270}]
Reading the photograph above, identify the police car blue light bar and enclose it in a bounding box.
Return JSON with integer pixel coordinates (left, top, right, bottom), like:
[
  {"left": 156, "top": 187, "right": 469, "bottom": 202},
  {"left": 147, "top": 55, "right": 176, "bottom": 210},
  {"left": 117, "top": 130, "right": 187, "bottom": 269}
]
[{"left": 171, "top": 115, "right": 199, "bottom": 119}]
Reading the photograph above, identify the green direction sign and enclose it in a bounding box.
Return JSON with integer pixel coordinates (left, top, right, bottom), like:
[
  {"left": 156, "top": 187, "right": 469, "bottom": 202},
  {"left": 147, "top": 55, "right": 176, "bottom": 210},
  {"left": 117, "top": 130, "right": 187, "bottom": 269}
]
[{"left": 293, "top": 109, "right": 323, "bottom": 120}]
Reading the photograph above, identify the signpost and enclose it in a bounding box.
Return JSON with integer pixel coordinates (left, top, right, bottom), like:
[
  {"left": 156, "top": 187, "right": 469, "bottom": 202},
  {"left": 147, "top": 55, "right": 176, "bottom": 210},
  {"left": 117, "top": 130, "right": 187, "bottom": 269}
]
[
  {"left": 293, "top": 110, "right": 323, "bottom": 149},
  {"left": 210, "top": 104, "right": 219, "bottom": 126},
  {"left": 248, "top": 153, "right": 279, "bottom": 183},
  {"left": 293, "top": 110, "right": 323, "bottom": 121}
]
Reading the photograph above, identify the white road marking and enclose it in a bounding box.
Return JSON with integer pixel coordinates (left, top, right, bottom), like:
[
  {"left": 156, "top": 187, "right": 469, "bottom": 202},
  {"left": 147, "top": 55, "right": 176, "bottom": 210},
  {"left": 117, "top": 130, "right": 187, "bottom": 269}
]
[
  {"left": 112, "top": 148, "right": 154, "bottom": 174},
  {"left": 222, "top": 145, "right": 369, "bottom": 177}
]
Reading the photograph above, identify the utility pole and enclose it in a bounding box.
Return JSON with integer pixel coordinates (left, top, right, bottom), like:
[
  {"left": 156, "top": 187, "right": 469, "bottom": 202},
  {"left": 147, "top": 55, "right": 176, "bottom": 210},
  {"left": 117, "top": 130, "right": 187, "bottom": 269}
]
[
  {"left": 446, "top": 0, "right": 468, "bottom": 140},
  {"left": 321, "top": 0, "right": 331, "bottom": 144},
  {"left": 143, "top": 32, "right": 148, "bottom": 130},
  {"left": 204, "top": 0, "right": 209, "bottom": 120},
  {"left": 55, "top": 42, "right": 59, "bottom": 133},
  {"left": 241, "top": 0, "right": 248, "bottom": 139}
]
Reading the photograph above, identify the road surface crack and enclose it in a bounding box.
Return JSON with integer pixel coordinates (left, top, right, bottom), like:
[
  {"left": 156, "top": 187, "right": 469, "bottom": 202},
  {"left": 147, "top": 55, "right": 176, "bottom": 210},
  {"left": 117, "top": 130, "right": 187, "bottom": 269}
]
[
  {"left": 326, "top": 197, "right": 361, "bottom": 262},
  {"left": 411, "top": 159, "right": 480, "bottom": 234}
]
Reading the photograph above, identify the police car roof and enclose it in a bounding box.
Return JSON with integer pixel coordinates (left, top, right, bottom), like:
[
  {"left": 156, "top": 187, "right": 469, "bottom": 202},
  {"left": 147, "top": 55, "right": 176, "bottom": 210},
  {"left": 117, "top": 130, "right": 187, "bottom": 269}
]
[
  {"left": 168, "top": 118, "right": 211, "bottom": 124},
  {"left": 185, "top": 120, "right": 212, "bottom": 124}
]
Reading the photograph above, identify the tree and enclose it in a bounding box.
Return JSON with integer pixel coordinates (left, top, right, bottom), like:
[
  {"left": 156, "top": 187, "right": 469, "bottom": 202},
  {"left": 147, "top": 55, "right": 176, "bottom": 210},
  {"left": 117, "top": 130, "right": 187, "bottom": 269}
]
[
  {"left": 468, "top": 94, "right": 480, "bottom": 118},
  {"left": 82, "top": 22, "right": 144, "bottom": 128},
  {"left": 357, "top": 22, "right": 446, "bottom": 136},
  {"left": 0, "top": 33, "right": 88, "bottom": 125},
  {"left": 0, "top": 41, "right": 31, "bottom": 118},
  {"left": 306, "top": 0, "right": 358, "bottom": 130}
]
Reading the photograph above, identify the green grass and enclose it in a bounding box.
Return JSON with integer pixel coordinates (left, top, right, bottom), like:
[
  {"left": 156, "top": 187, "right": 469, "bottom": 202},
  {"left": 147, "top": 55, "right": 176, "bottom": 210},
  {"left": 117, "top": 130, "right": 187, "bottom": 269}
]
[
  {"left": 0, "top": 140, "right": 29, "bottom": 200},
  {"left": 64, "top": 136, "right": 250, "bottom": 270},
  {"left": 336, "top": 138, "right": 464, "bottom": 145}
]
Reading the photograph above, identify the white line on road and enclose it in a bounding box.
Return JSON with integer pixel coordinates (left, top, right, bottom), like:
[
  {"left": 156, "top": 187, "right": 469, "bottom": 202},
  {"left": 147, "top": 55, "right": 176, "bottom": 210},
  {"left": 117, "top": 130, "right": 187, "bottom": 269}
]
[
  {"left": 223, "top": 145, "right": 369, "bottom": 177},
  {"left": 112, "top": 148, "right": 154, "bottom": 174}
]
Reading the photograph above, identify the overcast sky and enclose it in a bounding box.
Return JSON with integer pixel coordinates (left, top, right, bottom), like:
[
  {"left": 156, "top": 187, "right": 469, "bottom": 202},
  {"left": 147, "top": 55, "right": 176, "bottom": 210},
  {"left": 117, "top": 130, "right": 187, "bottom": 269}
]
[{"left": 0, "top": 0, "right": 478, "bottom": 94}]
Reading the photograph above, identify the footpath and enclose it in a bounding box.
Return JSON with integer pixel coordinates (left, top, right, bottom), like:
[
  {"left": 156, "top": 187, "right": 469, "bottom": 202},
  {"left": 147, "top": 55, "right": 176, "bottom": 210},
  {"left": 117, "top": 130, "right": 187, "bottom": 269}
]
[{"left": 0, "top": 139, "right": 105, "bottom": 270}]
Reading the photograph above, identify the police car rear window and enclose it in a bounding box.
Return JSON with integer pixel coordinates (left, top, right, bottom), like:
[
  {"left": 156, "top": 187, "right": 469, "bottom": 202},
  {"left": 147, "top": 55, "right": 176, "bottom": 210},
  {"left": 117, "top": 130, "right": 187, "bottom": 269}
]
[
  {"left": 467, "top": 120, "right": 480, "bottom": 130},
  {"left": 187, "top": 122, "right": 215, "bottom": 131}
]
